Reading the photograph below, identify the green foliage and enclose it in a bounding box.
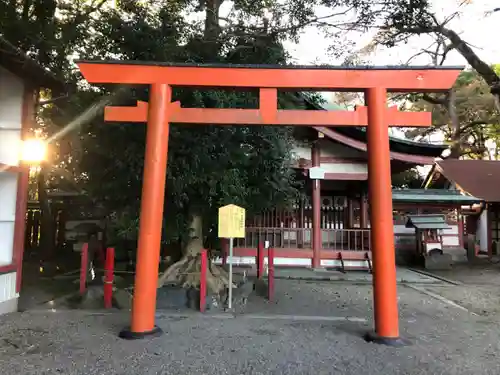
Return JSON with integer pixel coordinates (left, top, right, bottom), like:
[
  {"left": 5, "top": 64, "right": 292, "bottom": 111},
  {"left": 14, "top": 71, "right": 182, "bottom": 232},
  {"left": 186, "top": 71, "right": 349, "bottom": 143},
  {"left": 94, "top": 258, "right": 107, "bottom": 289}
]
[
  {"left": 406, "top": 68, "right": 500, "bottom": 159},
  {"left": 392, "top": 169, "right": 424, "bottom": 189},
  {"left": 1, "top": 0, "right": 445, "bottom": 246}
]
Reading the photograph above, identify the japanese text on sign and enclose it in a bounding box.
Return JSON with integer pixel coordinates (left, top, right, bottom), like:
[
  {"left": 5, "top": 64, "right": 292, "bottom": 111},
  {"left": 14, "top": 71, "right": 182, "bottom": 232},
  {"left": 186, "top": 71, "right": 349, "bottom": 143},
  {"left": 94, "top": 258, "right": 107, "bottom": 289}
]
[{"left": 218, "top": 204, "right": 246, "bottom": 238}]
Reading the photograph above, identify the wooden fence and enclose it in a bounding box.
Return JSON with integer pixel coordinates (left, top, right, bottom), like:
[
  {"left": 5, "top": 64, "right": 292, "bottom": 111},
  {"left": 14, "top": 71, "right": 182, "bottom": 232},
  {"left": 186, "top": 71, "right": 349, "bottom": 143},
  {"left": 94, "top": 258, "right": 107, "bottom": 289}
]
[{"left": 25, "top": 201, "right": 67, "bottom": 250}]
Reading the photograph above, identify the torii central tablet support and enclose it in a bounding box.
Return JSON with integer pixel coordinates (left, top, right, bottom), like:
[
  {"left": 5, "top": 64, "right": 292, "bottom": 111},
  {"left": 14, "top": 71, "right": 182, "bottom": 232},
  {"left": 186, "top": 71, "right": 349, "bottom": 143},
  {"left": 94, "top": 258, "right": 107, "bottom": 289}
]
[{"left": 76, "top": 62, "right": 461, "bottom": 345}]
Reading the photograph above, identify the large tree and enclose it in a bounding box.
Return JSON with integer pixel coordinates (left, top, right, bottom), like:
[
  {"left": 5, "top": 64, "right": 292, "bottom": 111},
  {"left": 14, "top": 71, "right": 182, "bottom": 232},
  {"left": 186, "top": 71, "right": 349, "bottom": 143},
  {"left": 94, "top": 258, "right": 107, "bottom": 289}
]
[
  {"left": 6, "top": 0, "right": 485, "bottom": 290},
  {"left": 404, "top": 67, "right": 500, "bottom": 160},
  {"left": 78, "top": 1, "right": 316, "bottom": 292}
]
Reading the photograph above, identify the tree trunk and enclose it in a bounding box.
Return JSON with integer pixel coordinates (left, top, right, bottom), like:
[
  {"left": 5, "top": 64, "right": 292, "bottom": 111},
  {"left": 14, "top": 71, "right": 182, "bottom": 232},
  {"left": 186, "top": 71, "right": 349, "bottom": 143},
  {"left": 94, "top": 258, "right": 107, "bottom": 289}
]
[
  {"left": 448, "top": 89, "right": 461, "bottom": 159},
  {"left": 37, "top": 162, "right": 55, "bottom": 259},
  {"left": 157, "top": 213, "right": 231, "bottom": 294},
  {"left": 434, "top": 26, "right": 500, "bottom": 113}
]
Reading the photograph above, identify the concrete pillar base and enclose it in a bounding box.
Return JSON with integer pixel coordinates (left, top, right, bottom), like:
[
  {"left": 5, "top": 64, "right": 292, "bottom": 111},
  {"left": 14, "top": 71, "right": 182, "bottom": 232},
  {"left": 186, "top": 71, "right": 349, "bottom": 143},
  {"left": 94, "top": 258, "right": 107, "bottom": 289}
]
[
  {"left": 363, "top": 332, "right": 410, "bottom": 347},
  {"left": 119, "top": 325, "right": 163, "bottom": 340}
]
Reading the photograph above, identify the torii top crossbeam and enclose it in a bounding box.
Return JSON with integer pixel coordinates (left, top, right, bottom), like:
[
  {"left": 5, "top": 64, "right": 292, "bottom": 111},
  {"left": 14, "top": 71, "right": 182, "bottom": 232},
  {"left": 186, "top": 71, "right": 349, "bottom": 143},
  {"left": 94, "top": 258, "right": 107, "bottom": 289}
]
[
  {"left": 76, "top": 60, "right": 462, "bottom": 344},
  {"left": 77, "top": 62, "right": 462, "bottom": 128},
  {"left": 78, "top": 61, "right": 460, "bottom": 91}
]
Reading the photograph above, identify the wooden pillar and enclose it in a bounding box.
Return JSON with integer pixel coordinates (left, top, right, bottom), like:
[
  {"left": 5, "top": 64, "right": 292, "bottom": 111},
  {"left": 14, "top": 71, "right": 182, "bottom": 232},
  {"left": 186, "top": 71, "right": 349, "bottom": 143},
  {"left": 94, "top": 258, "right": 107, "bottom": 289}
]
[
  {"left": 14, "top": 166, "right": 29, "bottom": 293},
  {"left": 457, "top": 208, "right": 464, "bottom": 248},
  {"left": 311, "top": 141, "right": 321, "bottom": 268},
  {"left": 487, "top": 205, "right": 493, "bottom": 257},
  {"left": 347, "top": 197, "right": 354, "bottom": 229},
  {"left": 365, "top": 87, "right": 401, "bottom": 345},
  {"left": 298, "top": 198, "right": 304, "bottom": 248},
  {"left": 120, "top": 84, "right": 171, "bottom": 339},
  {"left": 14, "top": 87, "right": 35, "bottom": 293},
  {"left": 360, "top": 193, "right": 368, "bottom": 229}
]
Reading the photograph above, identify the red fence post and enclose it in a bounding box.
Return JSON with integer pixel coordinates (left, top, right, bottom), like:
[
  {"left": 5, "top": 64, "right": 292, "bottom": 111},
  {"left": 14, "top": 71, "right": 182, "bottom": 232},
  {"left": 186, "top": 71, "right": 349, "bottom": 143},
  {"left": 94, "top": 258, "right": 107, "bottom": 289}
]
[
  {"left": 257, "top": 242, "right": 264, "bottom": 279},
  {"left": 221, "top": 239, "right": 228, "bottom": 266},
  {"left": 268, "top": 247, "right": 274, "bottom": 301},
  {"left": 200, "top": 249, "right": 208, "bottom": 312},
  {"left": 80, "top": 243, "right": 89, "bottom": 295},
  {"left": 104, "top": 247, "right": 115, "bottom": 309}
]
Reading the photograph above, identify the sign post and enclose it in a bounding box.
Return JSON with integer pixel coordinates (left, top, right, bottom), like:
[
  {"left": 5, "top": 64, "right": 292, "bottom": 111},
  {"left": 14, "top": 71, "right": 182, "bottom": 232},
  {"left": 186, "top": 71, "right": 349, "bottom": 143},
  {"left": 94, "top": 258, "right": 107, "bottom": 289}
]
[{"left": 218, "top": 204, "right": 246, "bottom": 310}]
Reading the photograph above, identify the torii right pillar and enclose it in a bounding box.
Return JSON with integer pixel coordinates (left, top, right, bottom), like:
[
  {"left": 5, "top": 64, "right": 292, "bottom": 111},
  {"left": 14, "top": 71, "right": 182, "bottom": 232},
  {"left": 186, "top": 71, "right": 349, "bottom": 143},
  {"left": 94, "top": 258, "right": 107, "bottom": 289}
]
[{"left": 365, "top": 87, "right": 403, "bottom": 346}]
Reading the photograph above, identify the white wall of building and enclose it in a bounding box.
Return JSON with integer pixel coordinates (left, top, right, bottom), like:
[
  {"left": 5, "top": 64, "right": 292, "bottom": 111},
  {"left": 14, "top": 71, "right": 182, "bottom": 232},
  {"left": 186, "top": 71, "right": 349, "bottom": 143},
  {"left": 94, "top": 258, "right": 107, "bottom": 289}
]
[
  {"left": 292, "top": 141, "right": 368, "bottom": 175},
  {"left": 393, "top": 224, "right": 460, "bottom": 249},
  {"left": 0, "top": 66, "right": 25, "bottom": 312},
  {"left": 477, "top": 209, "right": 489, "bottom": 252}
]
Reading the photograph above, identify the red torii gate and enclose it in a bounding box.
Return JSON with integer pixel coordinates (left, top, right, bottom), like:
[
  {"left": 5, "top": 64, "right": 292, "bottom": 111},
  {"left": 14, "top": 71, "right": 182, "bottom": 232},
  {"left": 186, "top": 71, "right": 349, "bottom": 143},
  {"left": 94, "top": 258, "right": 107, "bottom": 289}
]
[{"left": 77, "top": 62, "right": 461, "bottom": 345}]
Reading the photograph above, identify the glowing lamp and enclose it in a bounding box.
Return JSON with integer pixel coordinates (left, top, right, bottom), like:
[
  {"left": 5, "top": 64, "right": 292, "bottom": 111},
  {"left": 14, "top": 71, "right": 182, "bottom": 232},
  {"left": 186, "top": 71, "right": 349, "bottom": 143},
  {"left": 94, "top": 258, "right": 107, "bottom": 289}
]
[{"left": 20, "top": 139, "right": 47, "bottom": 163}]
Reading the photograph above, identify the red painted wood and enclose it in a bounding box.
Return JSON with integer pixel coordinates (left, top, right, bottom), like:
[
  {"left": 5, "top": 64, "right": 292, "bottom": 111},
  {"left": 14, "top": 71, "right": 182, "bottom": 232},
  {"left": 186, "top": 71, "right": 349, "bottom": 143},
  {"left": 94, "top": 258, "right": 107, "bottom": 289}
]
[
  {"left": 366, "top": 87, "right": 399, "bottom": 339},
  {"left": 104, "top": 247, "right": 115, "bottom": 309},
  {"left": 130, "top": 84, "right": 171, "bottom": 334},
  {"left": 0, "top": 265, "right": 17, "bottom": 273},
  {"left": 232, "top": 247, "right": 372, "bottom": 260},
  {"left": 257, "top": 242, "right": 264, "bottom": 279},
  {"left": 14, "top": 87, "right": 35, "bottom": 293},
  {"left": 268, "top": 248, "right": 275, "bottom": 301},
  {"left": 221, "top": 239, "right": 228, "bottom": 266},
  {"left": 105, "top": 101, "right": 433, "bottom": 127},
  {"left": 80, "top": 243, "right": 89, "bottom": 295},
  {"left": 200, "top": 249, "right": 207, "bottom": 313},
  {"left": 0, "top": 163, "right": 22, "bottom": 173},
  {"left": 311, "top": 142, "right": 321, "bottom": 268},
  {"left": 78, "top": 63, "right": 461, "bottom": 92}
]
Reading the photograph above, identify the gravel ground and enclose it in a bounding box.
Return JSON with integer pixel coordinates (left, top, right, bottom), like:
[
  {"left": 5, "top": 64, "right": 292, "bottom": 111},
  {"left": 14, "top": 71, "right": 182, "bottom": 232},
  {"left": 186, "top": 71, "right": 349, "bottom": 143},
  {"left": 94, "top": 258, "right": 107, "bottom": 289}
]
[
  {"left": 423, "top": 284, "right": 500, "bottom": 317},
  {"left": 1, "top": 282, "right": 500, "bottom": 374},
  {"left": 422, "top": 261, "right": 500, "bottom": 286},
  {"left": 414, "top": 262, "right": 500, "bottom": 318}
]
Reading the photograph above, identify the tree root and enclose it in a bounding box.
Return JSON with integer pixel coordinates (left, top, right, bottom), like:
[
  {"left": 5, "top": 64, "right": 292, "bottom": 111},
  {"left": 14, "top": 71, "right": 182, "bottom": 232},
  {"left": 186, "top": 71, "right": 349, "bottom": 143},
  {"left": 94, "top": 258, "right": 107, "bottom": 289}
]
[{"left": 157, "top": 253, "right": 234, "bottom": 295}]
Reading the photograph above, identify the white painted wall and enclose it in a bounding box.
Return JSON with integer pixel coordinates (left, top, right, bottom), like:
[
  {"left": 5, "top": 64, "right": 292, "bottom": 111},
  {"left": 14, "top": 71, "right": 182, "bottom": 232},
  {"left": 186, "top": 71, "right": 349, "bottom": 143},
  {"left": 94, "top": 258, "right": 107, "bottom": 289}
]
[
  {"left": 393, "top": 224, "right": 460, "bottom": 249},
  {"left": 291, "top": 143, "right": 368, "bottom": 174},
  {"left": 319, "top": 139, "right": 365, "bottom": 159},
  {"left": 321, "top": 163, "right": 367, "bottom": 174},
  {"left": 291, "top": 145, "right": 312, "bottom": 160},
  {"left": 292, "top": 141, "right": 366, "bottom": 161},
  {"left": 0, "top": 66, "right": 25, "bottom": 313},
  {"left": 477, "top": 209, "right": 488, "bottom": 252},
  {"left": 0, "top": 273, "right": 18, "bottom": 303}
]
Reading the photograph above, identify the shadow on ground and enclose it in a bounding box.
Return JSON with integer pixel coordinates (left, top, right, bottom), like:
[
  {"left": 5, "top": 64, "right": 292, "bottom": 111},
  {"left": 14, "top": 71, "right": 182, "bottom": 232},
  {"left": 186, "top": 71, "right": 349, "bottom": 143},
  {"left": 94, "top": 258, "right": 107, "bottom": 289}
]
[{"left": 1, "top": 281, "right": 498, "bottom": 375}]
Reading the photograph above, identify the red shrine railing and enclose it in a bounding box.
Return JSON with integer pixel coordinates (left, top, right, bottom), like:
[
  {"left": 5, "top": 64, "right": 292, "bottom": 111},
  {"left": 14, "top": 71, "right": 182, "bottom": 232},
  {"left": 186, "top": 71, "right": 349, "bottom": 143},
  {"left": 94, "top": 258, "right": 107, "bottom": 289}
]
[{"left": 234, "top": 227, "right": 371, "bottom": 251}]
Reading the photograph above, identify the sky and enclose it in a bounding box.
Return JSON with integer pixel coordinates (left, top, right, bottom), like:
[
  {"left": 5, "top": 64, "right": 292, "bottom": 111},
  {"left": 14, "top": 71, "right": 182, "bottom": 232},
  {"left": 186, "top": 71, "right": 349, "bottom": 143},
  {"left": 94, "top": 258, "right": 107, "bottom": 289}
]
[
  {"left": 284, "top": 0, "right": 500, "bottom": 67},
  {"left": 280, "top": 0, "right": 500, "bottom": 168}
]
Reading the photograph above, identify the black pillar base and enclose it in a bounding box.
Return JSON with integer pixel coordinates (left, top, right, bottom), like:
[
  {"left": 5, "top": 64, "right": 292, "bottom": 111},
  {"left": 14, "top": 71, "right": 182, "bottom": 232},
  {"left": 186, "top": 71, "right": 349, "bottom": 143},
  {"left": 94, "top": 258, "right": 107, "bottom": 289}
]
[
  {"left": 119, "top": 325, "right": 163, "bottom": 340},
  {"left": 363, "top": 332, "right": 410, "bottom": 347}
]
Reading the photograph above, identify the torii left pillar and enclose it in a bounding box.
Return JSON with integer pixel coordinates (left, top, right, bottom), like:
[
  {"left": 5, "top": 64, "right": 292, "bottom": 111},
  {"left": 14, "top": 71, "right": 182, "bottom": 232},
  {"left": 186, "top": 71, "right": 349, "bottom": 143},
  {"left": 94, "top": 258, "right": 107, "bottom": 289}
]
[{"left": 119, "top": 84, "right": 171, "bottom": 339}]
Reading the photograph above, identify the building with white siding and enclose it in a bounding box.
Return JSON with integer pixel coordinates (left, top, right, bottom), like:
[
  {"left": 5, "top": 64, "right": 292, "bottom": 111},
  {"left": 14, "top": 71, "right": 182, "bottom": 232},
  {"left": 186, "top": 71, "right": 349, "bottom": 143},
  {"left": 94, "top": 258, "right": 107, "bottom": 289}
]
[{"left": 0, "top": 37, "right": 63, "bottom": 314}]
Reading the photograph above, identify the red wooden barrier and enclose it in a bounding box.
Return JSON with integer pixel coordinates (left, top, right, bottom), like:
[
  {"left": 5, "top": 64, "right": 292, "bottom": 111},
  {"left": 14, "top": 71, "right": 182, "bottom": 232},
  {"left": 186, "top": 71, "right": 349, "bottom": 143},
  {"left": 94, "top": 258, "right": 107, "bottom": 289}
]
[
  {"left": 268, "top": 247, "right": 275, "bottom": 301},
  {"left": 221, "top": 239, "right": 228, "bottom": 266},
  {"left": 104, "top": 247, "right": 115, "bottom": 309},
  {"left": 257, "top": 242, "right": 264, "bottom": 279},
  {"left": 200, "top": 249, "right": 208, "bottom": 312},
  {"left": 80, "top": 243, "right": 89, "bottom": 295}
]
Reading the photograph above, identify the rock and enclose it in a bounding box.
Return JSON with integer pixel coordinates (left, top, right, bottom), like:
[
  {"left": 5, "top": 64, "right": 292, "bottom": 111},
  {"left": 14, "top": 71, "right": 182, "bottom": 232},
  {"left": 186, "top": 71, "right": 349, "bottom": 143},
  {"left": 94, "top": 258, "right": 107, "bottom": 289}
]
[
  {"left": 425, "top": 253, "right": 453, "bottom": 270},
  {"left": 113, "top": 288, "right": 132, "bottom": 310},
  {"left": 254, "top": 278, "right": 268, "bottom": 299},
  {"left": 79, "top": 286, "right": 105, "bottom": 309}
]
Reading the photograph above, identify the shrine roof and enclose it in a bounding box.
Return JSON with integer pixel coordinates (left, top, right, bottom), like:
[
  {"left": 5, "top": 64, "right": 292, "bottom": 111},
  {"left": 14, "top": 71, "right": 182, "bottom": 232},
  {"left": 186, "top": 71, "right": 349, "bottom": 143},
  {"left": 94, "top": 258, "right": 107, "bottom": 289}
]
[
  {"left": 431, "top": 159, "right": 500, "bottom": 202},
  {"left": 304, "top": 99, "right": 447, "bottom": 158},
  {"left": 392, "top": 189, "right": 481, "bottom": 204},
  {"left": 405, "top": 214, "right": 449, "bottom": 230},
  {"left": 0, "top": 35, "right": 64, "bottom": 90}
]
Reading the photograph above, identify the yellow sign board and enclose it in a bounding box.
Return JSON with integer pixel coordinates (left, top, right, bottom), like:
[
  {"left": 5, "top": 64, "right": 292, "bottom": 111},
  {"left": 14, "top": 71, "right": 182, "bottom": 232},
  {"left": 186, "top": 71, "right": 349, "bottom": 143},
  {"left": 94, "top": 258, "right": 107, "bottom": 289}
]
[{"left": 218, "top": 204, "right": 246, "bottom": 238}]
